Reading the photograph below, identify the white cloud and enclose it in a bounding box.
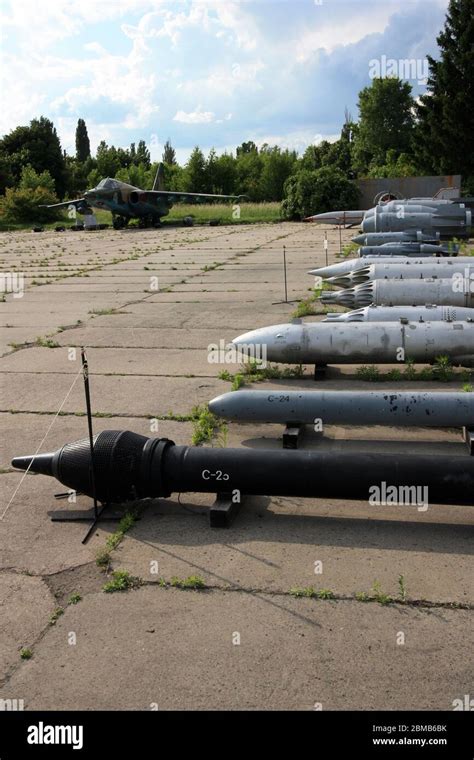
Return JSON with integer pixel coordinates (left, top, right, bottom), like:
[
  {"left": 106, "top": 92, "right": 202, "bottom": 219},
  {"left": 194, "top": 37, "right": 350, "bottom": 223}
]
[
  {"left": 295, "top": 6, "right": 397, "bottom": 62},
  {"left": 173, "top": 107, "right": 216, "bottom": 124}
]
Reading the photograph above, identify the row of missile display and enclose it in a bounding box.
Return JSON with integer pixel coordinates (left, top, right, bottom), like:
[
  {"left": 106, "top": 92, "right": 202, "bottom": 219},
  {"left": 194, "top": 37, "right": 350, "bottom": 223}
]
[
  {"left": 211, "top": 194, "right": 474, "bottom": 452},
  {"left": 11, "top": 194, "right": 474, "bottom": 517},
  {"left": 305, "top": 196, "right": 473, "bottom": 239},
  {"left": 229, "top": 195, "right": 474, "bottom": 368}
]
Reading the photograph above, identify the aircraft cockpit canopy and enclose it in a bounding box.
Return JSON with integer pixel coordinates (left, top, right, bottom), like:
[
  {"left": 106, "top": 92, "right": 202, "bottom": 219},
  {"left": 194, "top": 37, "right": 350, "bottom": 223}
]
[{"left": 95, "top": 178, "right": 121, "bottom": 190}]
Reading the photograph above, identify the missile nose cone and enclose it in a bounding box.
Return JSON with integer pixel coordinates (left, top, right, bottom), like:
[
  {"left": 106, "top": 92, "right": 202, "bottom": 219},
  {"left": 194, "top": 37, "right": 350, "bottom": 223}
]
[
  {"left": 208, "top": 393, "right": 228, "bottom": 416},
  {"left": 209, "top": 393, "right": 240, "bottom": 420},
  {"left": 232, "top": 328, "right": 261, "bottom": 347},
  {"left": 352, "top": 234, "right": 365, "bottom": 244},
  {"left": 11, "top": 452, "right": 54, "bottom": 475}
]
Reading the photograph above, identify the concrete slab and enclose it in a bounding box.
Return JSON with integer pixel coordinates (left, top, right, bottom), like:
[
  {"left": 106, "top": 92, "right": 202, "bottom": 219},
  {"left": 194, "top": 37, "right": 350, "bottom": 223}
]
[
  {"left": 1, "top": 587, "right": 472, "bottom": 710},
  {"left": 0, "top": 374, "right": 223, "bottom": 416},
  {"left": 0, "top": 573, "right": 55, "bottom": 684},
  {"left": 1, "top": 347, "right": 228, "bottom": 377}
]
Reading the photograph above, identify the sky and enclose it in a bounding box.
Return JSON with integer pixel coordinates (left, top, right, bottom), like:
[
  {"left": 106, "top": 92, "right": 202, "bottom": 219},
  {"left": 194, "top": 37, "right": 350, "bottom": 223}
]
[{"left": 0, "top": 0, "right": 450, "bottom": 164}]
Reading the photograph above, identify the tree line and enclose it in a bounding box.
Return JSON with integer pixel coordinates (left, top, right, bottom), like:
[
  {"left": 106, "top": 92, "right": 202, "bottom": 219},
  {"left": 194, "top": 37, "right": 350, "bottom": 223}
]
[{"left": 0, "top": 0, "right": 471, "bottom": 223}]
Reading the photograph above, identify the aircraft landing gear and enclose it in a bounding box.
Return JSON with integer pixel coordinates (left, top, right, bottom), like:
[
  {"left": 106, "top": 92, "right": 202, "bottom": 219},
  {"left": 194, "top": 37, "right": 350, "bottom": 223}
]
[
  {"left": 138, "top": 215, "right": 162, "bottom": 229},
  {"left": 113, "top": 216, "right": 128, "bottom": 230}
]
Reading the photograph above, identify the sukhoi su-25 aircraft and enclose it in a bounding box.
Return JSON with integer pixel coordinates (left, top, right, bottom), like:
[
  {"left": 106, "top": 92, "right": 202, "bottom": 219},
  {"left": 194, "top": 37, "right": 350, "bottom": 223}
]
[{"left": 44, "top": 163, "right": 244, "bottom": 229}]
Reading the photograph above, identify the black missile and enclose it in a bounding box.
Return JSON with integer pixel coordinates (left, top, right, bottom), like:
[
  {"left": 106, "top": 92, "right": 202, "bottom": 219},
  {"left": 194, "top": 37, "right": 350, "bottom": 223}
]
[{"left": 11, "top": 430, "right": 474, "bottom": 506}]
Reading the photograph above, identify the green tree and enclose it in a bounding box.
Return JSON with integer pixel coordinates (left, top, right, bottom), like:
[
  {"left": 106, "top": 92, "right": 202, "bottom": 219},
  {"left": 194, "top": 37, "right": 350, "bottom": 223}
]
[
  {"left": 96, "top": 141, "right": 120, "bottom": 178},
  {"left": 0, "top": 154, "right": 15, "bottom": 195},
  {"left": 162, "top": 139, "right": 177, "bottom": 165},
  {"left": 352, "top": 78, "right": 415, "bottom": 175},
  {"left": 259, "top": 146, "right": 297, "bottom": 201},
  {"left": 160, "top": 161, "right": 185, "bottom": 191},
  {"left": 213, "top": 152, "right": 237, "bottom": 195},
  {"left": 136, "top": 139, "right": 151, "bottom": 168},
  {"left": 115, "top": 163, "right": 148, "bottom": 188},
  {"left": 281, "top": 165, "right": 360, "bottom": 220},
  {"left": 299, "top": 119, "right": 358, "bottom": 179},
  {"left": 19, "top": 164, "right": 56, "bottom": 192},
  {"left": 415, "top": 0, "right": 474, "bottom": 191},
  {"left": 235, "top": 149, "right": 263, "bottom": 200},
  {"left": 236, "top": 140, "right": 258, "bottom": 156},
  {"left": 0, "top": 116, "right": 67, "bottom": 197},
  {"left": 367, "top": 149, "right": 418, "bottom": 178},
  {"left": 75, "top": 118, "right": 91, "bottom": 162},
  {"left": 183, "top": 146, "right": 208, "bottom": 192}
]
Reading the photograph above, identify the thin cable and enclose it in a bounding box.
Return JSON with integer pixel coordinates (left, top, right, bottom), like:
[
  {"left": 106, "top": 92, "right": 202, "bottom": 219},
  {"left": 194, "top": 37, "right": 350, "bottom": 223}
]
[{"left": 1, "top": 366, "right": 84, "bottom": 520}]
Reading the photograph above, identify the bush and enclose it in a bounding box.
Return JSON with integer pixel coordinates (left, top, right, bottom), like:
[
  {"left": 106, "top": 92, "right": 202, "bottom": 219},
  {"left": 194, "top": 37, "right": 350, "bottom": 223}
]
[
  {"left": 0, "top": 164, "right": 62, "bottom": 225},
  {"left": 281, "top": 165, "right": 360, "bottom": 220},
  {"left": 0, "top": 185, "right": 61, "bottom": 223}
]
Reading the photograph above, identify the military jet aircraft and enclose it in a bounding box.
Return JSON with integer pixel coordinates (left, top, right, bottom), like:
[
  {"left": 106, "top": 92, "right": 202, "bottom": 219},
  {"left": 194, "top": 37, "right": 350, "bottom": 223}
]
[{"left": 43, "top": 164, "right": 244, "bottom": 229}]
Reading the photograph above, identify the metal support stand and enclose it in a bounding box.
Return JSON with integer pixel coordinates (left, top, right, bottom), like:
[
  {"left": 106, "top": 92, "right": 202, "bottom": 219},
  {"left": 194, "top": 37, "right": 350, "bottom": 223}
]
[
  {"left": 209, "top": 492, "right": 245, "bottom": 527},
  {"left": 272, "top": 245, "right": 297, "bottom": 305},
  {"left": 283, "top": 424, "right": 303, "bottom": 449},
  {"left": 47, "top": 349, "right": 123, "bottom": 543},
  {"left": 462, "top": 427, "right": 474, "bottom": 455}
]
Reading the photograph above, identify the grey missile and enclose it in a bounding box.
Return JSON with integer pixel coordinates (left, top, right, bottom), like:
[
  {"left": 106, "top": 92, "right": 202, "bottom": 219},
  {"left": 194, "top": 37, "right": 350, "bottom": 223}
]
[
  {"left": 320, "top": 277, "right": 474, "bottom": 309},
  {"left": 359, "top": 243, "right": 456, "bottom": 257},
  {"left": 209, "top": 390, "right": 473, "bottom": 428},
  {"left": 326, "top": 261, "right": 474, "bottom": 288},
  {"left": 232, "top": 320, "right": 474, "bottom": 367},
  {"left": 361, "top": 204, "right": 471, "bottom": 238},
  {"left": 352, "top": 232, "right": 441, "bottom": 245},
  {"left": 302, "top": 210, "right": 365, "bottom": 224},
  {"left": 323, "top": 304, "right": 474, "bottom": 323},
  {"left": 309, "top": 256, "right": 474, "bottom": 280}
]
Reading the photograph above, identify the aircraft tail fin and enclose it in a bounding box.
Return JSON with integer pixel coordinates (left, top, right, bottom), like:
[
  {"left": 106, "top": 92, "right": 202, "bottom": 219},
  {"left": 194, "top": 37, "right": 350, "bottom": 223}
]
[{"left": 152, "top": 163, "right": 165, "bottom": 191}]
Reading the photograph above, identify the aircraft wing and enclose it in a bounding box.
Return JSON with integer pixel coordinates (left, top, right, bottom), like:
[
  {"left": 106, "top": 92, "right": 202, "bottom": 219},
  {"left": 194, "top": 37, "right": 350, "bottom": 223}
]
[
  {"left": 148, "top": 191, "right": 246, "bottom": 203},
  {"left": 39, "top": 198, "right": 88, "bottom": 210}
]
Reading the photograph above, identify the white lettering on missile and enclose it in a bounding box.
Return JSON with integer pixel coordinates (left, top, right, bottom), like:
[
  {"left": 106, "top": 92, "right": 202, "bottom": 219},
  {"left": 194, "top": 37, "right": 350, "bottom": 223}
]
[{"left": 201, "top": 470, "right": 230, "bottom": 481}]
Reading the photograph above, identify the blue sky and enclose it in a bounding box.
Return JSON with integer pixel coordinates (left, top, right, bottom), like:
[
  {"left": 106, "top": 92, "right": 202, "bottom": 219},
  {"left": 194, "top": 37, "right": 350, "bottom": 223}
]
[{"left": 0, "top": 0, "right": 449, "bottom": 164}]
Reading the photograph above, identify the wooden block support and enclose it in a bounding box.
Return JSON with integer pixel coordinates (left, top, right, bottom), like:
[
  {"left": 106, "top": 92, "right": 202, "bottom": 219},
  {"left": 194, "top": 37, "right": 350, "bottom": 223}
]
[
  {"left": 462, "top": 427, "right": 474, "bottom": 455},
  {"left": 314, "top": 364, "right": 327, "bottom": 381},
  {"left": 209, "top": 492, "right": 244, "bottom": 527},
  {"left": 283, "top": 424, "right": 303, "bottom": 449}
]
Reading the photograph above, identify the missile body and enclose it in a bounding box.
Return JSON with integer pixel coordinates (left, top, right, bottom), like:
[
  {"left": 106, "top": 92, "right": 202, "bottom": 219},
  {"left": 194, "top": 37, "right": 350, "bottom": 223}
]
[
  {"left": 303, "top": 210, "right": 365, "bottom": 224},
  {"left": 321, "top": 278, "right": 474, "bottom": 309},
  {"left": 323, "top": 304, "right": 474, "bottom": 323},
  {"left": 359, "top": 243, "right": 456, "bottom": 257},
  {"left": 232, "top": 321, "right": 474, "bottom": 366},
  {"left": 327, "top": 262, "right": 474, "bottom": 288},
  {"left": 11, "top": 430, "right": 474, "bottom": 506},
  {"left": 309, "top": 256, "right": 474, "bottom": 280},
  {"left": 353, "top": 232, "right": 441, "bottom": 245},
  {"left": 361, "top": 204, "right": 471, "bottom": 238},
  {"left": 209, "top": 390, "right": 473, "bottom": 428}
]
